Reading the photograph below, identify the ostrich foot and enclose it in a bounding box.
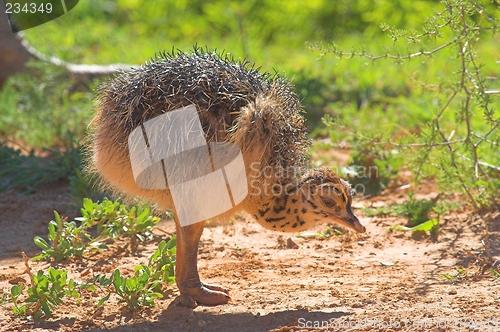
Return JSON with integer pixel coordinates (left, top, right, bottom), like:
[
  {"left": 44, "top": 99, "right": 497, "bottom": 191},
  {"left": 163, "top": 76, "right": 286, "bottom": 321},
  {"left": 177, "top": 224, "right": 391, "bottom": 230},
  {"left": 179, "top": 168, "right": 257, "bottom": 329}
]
[{"left": 175, "top": 282, "right": 231, "bottom": 308}]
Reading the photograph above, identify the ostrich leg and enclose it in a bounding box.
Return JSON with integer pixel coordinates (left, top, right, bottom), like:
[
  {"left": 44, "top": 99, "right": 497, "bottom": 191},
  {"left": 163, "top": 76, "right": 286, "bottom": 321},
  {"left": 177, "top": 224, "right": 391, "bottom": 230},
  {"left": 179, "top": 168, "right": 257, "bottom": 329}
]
[{"left": 174, "top": 219, "right": 231, "bottom": 308}]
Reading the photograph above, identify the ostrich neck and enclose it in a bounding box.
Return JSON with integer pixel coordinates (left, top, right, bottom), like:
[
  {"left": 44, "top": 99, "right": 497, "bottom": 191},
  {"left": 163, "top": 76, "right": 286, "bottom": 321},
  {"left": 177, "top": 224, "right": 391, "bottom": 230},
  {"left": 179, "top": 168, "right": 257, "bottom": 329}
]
[{"left": 245, "top": 167, "right": 318, "bottom": 232}]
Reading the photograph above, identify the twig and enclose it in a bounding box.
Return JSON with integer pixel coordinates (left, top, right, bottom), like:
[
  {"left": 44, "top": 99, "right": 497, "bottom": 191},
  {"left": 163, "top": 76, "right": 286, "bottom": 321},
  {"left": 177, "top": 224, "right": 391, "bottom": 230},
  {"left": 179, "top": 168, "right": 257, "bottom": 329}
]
[
  {"left": 456, "top": 153, "right": 500, "bottom": 171},
  {"left": 388, "top": 139, "right": 465, "bottom": 147},
  {"left": 472, "top": 133, "right": 500, "bottom": 147},
  {"left": 21, "top": 252, "right": 34, "bottom": 288},
  {"left": 315, "top": 39, "right": 458, "bottom": 62},
  {"left": 22, "top": 252, "right": 42, "bottom": 315}
]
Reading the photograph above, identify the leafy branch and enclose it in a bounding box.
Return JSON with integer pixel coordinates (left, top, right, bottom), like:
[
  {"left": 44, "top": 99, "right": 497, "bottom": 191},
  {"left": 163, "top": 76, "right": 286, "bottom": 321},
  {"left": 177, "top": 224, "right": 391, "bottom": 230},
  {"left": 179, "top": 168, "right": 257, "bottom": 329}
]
[
  {"left": 33, "top": 198, "right": 160, "bottom": 262},
  {"left": 318, "top": 0, "right": 500, "bottom": 207},
  {"left": 6, "top": 236, "right": 176, "bottom": 319}
]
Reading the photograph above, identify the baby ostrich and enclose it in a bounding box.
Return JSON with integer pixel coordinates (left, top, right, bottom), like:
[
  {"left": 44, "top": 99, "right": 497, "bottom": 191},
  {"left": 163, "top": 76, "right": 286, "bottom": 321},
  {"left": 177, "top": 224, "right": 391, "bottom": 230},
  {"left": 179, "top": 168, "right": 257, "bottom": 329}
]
[{"left": 88, "top": 49, "right": 366, "bottom": 308}]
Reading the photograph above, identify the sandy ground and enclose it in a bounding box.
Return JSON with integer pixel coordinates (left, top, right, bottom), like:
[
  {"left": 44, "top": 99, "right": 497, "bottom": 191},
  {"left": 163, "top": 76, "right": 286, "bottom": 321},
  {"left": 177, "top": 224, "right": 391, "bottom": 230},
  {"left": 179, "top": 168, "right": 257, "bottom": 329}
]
[{"left": 0, "top": 178, "right": 499, "bottom": 332}]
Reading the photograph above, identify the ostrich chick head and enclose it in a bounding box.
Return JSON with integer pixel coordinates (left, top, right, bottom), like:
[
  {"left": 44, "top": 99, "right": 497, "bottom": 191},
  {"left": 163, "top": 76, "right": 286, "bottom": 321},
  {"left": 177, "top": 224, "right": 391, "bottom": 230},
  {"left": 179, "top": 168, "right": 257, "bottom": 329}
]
[{"left": 250, "top": 168, "right": 366, "bottom": 234}]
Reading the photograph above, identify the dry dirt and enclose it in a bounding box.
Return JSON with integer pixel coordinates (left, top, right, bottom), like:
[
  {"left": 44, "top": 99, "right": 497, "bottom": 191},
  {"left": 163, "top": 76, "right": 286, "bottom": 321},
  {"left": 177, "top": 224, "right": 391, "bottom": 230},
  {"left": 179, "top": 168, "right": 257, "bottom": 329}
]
[{"left": 0, "top": 178, "right": 499, "bottom": 332}]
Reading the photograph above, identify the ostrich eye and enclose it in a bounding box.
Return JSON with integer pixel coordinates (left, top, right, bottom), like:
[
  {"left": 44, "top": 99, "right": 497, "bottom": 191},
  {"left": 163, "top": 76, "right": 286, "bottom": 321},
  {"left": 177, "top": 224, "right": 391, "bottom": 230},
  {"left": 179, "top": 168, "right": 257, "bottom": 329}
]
[
  {"left": 333, "top": 187, "right": 343, "bottom": 196},
  {"left": 321, "top": 196, "right": 336, "bottom": 208}
]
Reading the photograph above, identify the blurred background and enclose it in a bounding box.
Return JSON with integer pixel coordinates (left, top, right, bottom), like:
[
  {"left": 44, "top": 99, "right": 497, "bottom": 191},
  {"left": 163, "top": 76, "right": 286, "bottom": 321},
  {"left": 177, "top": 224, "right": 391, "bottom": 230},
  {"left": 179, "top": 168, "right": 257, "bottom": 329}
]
[{"left": 0, "top": 0, "right": 499, "bottom": 205}]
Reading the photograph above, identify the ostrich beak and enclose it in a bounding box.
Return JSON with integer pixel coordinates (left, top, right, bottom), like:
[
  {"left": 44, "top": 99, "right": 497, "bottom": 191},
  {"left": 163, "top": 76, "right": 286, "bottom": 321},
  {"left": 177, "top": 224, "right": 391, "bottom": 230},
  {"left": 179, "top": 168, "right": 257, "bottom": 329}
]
[{"left": 335, "top": 206, "right": 366, "bottom": 233}]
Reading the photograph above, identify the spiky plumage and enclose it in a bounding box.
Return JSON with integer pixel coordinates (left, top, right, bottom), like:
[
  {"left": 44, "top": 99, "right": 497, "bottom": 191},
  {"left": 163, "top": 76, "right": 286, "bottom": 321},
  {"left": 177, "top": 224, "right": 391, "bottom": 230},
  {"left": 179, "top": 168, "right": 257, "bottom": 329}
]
[
  {"left": 87, "top": 47, "right": 364, "bottom": 234},
  {"left": 87, "top": 47, "right": 365, "bottom": 308}
]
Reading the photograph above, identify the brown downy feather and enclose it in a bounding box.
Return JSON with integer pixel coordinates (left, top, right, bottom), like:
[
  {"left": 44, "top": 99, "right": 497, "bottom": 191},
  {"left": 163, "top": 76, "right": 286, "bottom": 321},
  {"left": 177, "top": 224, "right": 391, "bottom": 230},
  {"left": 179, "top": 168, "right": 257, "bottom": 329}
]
[{"left": 86, "top": 48, "right": 309, "bottom": 214}]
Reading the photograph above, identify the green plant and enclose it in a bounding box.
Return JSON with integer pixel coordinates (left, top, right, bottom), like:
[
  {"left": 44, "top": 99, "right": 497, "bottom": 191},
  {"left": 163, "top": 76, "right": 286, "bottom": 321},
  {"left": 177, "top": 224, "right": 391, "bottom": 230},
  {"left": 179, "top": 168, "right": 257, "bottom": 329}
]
[
  {"left": 148, "top": 237, "right": 177, "bottom": 287},
  {"left": 33, "top": 198, "right": 160, "bottom": 262},
  {"left": 342, "top": 135, "right": 405, "bottom": 196},
  {"left": 297, "top": 225, "right": 343, "bottom": 239},
  {"left": 364, "top": 192, "right": 459, "bottom": 225},
  {"left": 316, "top": 0, "right": 500, "bottom": 207},
  {"left": 87, "top": 268, "right": 163, "bottom": 310},
  {"left": 0, "top": 61, "right": 95, "bottom": 149},
  {"left": 9, "top": 236, "right": 176, "bottom": 317},
  {"left": 77, "top": 198, "right": 160, "bottom": 242},
  {"left": 33, "top": 211, "right": 95, "bottom": 262},
  {"left": 0, "top": 60, "right": 97, "bottom": 199},
  {"left": 68, "top": 168, "right": 98, "bottom": 203},
  {"left": 389, "top": 218, "right": 439, "bottom": 234},
  {"left": 394, "top": 192, "right": 438, "bottom": 227},
  {"left": 84, "top": 237, "right": 176, "bottom": 310},
  {"left": 439, "top": 267, "right": 468, "bottom": 281},
  {"left": 0, "top": 142, "right": 74, "bottom": 193},
  {"left": 364, "top": 193, "right": 460, "bottom": 237},
  {"left": 112, "top": 267, "right": 163, "bottom": 309},
  {"left": 0, "top": 133, "right": 97, "bottom": 199},
  {"left": 73, "top": 238, "right": 175, "bottom": 311},
  {"left": 9, "top": 285, "right": 25, "bottom": 316},
  {"left": 14, "top": 263, "right": 81, "bottom": 319},
  {"left": 23, "top": 199, "right": 172, "bottom": 314}
]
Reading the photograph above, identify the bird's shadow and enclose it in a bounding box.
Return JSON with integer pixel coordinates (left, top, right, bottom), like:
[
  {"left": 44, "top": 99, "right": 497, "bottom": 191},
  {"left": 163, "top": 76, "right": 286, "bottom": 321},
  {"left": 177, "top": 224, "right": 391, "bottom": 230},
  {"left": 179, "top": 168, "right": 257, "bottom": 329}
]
[{"left": 89, "top": 305, "right": 352, "bottom": 332}]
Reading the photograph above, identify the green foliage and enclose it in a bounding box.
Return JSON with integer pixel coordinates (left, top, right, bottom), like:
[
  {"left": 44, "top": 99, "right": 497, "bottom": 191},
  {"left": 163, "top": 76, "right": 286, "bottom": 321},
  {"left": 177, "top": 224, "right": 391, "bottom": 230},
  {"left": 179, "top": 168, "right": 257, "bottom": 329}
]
[
  {"left": 0, "top": 59, "right": 98, "bottom": 201},
  {"left": 7, "top": 238, "right": 176, "bottom": 318},
  {"left": 5, "top": 197, "right": 176, "bottom": 317},
  {"left": 33, "top": 211, "right": 93, "bottom": 261},
  {"left": 85, "top": 237, "right": 176, "bottom": 310},
  {"left": 148, "top": 237, "right": 177, "bottom": 287},
  {"left": 439, "top": 264, "right": 499, "bottom": 280},
  {"left": 364, "top": 192, "right": 459, "bottom": 225},
  {"left": 389, "top": 218, "right": 439, "bottom": 233},
  {"left": 10, "top": 285, "right": 25, "bottom": 316},
  {"left": 318, "top": 0, "right": 500, "bottom": 207},
  {"left": 68, "top": 168, "right": 99, "bottom": 204},
  {"left": 20, "top": 0, "right": 444, "bottom": 66},
  {"left": 33, "top": 198, "right": 160, "bottom": 262},
  {"left": 16, "top": 268, "right": 80, "bottom": 319},
  {"left": 364, "top": 193, "right": 460, "bottom": 237},
  {"left": 93, "top": 237, "right": 176, "bottom": 309},
  {"left": 105, "top": 268, "right": 163, "bottom": 309},
  {"left": 0, "top": 133, "right": 97, "bottom": 201},
  {"left": 342, "top": 135, "right": 405, "bottom": 195},
  {"left": 0, "top": 139, "right": 79, "bottom": 193},
  {"left": 0, "top": 60, "right": 97, "bottom": 199},
  {"left": 77, "top": 198, "right": 160, "bottom": 241},
  {"left": 490, "top": 267, "right": 500, "bottom": 278},
  {"left": 439, "top": 267, "right": 468, "bottom": 281},
  {"left": 0, "top": 61, "right": 95, "bottom": 149},
  {"left": 392, "top": 193, "right": 438, "bottom": 226}
]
